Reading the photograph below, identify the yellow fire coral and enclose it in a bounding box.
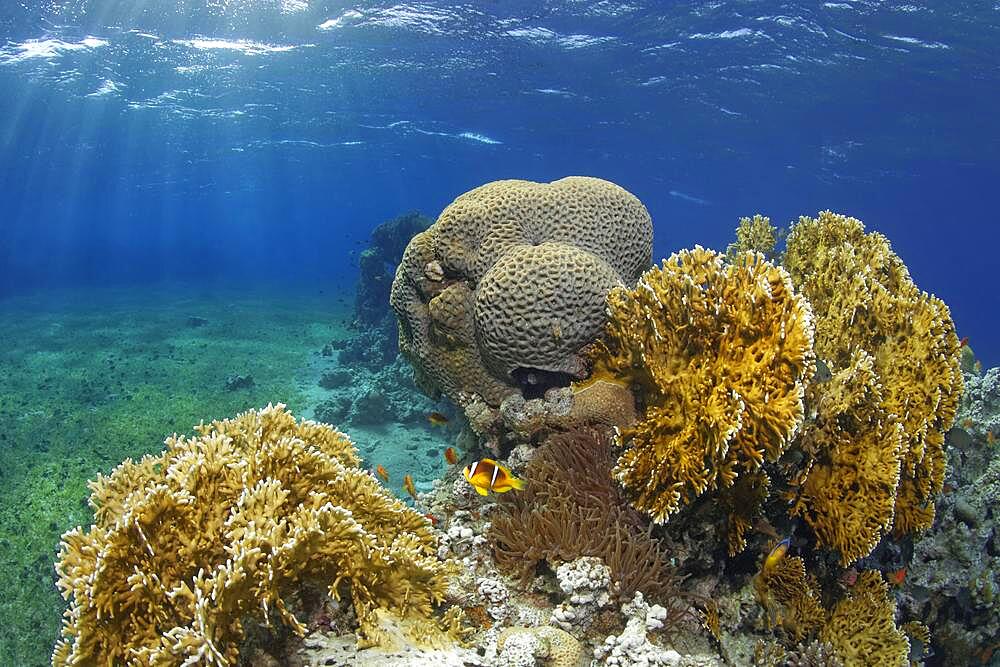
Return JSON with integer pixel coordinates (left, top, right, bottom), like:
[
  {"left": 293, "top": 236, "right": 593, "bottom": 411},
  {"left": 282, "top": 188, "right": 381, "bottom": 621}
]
[
  {"left": 52, "top": 404, "right": 455, "bottom": 666},
  {"left": 755, "top": 561, "right": 909, "bottom": 666},
  {"left": 786, "top": 350, "right": 906, "bottom": 565},
  {"left": 726, "top": 213, "right": 781, "bottom": 260},
  {"left": 589, "top": 247, "right": 815, "bottom": 526},
  {"left": 783, "top": 211, "right": 962, "bottom": 545},
  {"left": 820, "top": 571, "right": 909, "bottom": 666},
  {"left": 753, "top": 554, "right": 826, "bottom": 640}
]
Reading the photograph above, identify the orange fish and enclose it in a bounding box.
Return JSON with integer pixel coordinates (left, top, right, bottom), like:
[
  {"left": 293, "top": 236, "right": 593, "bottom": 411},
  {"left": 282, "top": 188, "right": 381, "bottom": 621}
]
[
  {"left": 428, "top": 412, "right": 449, "bottom": 426},
  {"left": 375, "top": 465, "right": 389, "bottom": 483},
  {"left": 962, "top": 418, "right": 975, "bottom": 430},
  {"left": 975, "top": 360, "right": 983, "bottom": 374},
  {"left": 889, "top": 568, "right": 907, "bottom": 586},
  {"left": 444, "top": 447, "right": 459, "bottom": 465},
  {"left": 403, "top": 474, "right": 418, "bottom": 500},
  {"left": 462, "top": 458, "right": 525, "bottom": 496},
  {"left": 424, "top": 512, "right": 438, "bottom": 526},
  {"left": 959, "top": 336, "right": 969, "bottom": 348},
  {"left": 988, "top": 431, "right": 996, "bottom": 445}
]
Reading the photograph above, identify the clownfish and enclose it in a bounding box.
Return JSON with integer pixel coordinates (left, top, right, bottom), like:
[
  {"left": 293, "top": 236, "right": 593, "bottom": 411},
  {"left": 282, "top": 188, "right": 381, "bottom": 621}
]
[
  {"left": 462, "top": 458, "right": 525, "bottom": 496},
  {"left": 763, "top": 537, "right": 791, "bottom": 572}
]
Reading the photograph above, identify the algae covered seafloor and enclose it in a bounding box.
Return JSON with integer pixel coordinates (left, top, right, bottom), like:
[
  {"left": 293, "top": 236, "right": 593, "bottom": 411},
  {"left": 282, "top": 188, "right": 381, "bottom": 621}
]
[{"left": 0, "top": 284, "right": 442, "bottom": 667}]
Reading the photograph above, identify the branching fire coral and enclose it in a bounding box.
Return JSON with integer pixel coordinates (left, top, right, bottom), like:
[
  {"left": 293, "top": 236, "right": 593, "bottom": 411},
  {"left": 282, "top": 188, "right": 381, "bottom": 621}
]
[
  {"left": 785, "top": 350, "right": 906, "bottom": 565},
  {"left": 588, "top": 247, "right": 815, "bottom": 527},
  {"left": 52, "top": 404, "right": 455, "bottom": 666},
  {"left": 755, "top": 561, "right": 909, "bottom": 666},
  {"left": 783, "top": 211, "right": 963, "bottom": 545}
]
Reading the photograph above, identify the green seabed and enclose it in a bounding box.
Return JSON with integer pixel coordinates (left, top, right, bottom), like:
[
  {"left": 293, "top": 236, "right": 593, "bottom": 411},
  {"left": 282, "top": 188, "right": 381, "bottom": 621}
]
[{"left": 0, "top": 285, "right": 354, "bottom": 666}]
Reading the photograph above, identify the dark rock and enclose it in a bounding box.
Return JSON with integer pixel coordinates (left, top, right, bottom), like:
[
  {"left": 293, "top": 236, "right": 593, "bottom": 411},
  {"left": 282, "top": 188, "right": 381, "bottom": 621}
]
[
  {"left": 353, "top": 211, "right": 431, "bottom": 329},
  {"left": 319, "top": 369, "right": 353, "bottom": 389},
  {"left": 953, "top": 499, "right": 979, "bottom": 528},
  {"left": 350, "top": 391, "right": 389, "bottom": 425},
  {"left": 224, "top": 374, "right": 255, "bottom": 391},
  {"left": 314, "top": 397, "right": 351, "bottom": 425}
]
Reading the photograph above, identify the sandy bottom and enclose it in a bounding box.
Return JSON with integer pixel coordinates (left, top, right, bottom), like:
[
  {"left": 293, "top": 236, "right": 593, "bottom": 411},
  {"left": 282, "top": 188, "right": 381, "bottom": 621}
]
[{"left": 0, "top": 283, "right": 450, "bottom": 667}]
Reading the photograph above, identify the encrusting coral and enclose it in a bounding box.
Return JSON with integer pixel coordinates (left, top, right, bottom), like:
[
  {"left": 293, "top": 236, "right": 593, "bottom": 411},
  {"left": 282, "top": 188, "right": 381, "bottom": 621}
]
[
  {"left": 783, "top": 211, "right": 963, "bottom": 551},
  {"left": 390, "top": 176, "right": 652, "bottom": 409},
  {"left": 586, "top": 247, "right": 815, "bottom": 533},
  {"left": 52, "top": 404, "right": 457, "bottom": 666}
]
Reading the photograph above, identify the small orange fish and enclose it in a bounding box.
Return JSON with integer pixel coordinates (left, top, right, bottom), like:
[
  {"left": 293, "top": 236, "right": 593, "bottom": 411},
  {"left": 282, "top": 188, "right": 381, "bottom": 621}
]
[
  {"left": 428, "top": 412, "right": 449, "bottom": 426},
  {"left": 975, "top": 360, "right": 983, "bottom": 374},
  {"left": 962, "top": 418, "right": 975, "bottom": 430},
  {"left": 403, "top": 474, "right": 418, "bottom": 500},
  {"left": 763, "top": 537, "right": 791, "bottom": 572},
  {"left": 988, "top": 430, "right": 996, "bottom": 445},
  {"left": 443, "top": 447, "right": 459, "bottom": 465},
  {"left": 423, "top": 512, "right": 438, "bottom": 526},
  {"left": 959, "top": 336, "right": 969, "bottom": 348},
  {"left": 463, "top": 458, "right": 525, "bottom": 496},
  {"left": 889, "top": 567, "right": 907, "bottom": 586},
  {"left": 375, "top": 465, "right": 389, "bottom": 483}
]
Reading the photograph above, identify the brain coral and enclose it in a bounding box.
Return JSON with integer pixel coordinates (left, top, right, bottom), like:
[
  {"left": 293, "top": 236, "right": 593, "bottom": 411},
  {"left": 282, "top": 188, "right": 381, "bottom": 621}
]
[
  {"left": 783, "top": 211, "right": 963, "bottom": 543},
  {"left": 391, "top": 176, "right": 652, "bottom": 407},
  {"left": 589, "top": 247, "right": 815, "bottom": 528},
  {"left": 52, "top": 404, "right": 455, "bottom": 666}
]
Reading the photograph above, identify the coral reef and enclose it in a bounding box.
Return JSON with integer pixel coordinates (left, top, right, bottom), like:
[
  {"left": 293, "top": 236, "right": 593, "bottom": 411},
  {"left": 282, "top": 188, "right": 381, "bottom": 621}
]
[
  {"left": 391, "top": 176, "right": 652, "bottom": 411},
  {"left": 753, "top": 555, "right": 826, "bottom": 640},
  {"left": 900, "top": 370, "right": 1000, "bottom": 665},
  {"left": 52, "top": 404, "right": 456, "bottom": 665},
  {"left": 314, "top": 355, "right": 439, "bottom": 428},
  {"left": 783, "top": 211, "right": 963, "bottom": 542},
  {"left": 593, "top": 593, "right": 702, "bottom": 666},
  {"left": 588, "top": 247, "right": 815, "bottom": 528},
  {"left": 958, "top": 366, "right": 1000, "bottom": 441},
  {"left": 355, "top": 211, "right": 432, "bottom": 330}
]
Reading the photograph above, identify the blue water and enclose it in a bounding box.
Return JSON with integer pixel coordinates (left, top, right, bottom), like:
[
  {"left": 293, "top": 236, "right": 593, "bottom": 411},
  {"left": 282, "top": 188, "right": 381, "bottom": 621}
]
[{"left": 1, "top": 1, "right": 998, "bottom": 363}]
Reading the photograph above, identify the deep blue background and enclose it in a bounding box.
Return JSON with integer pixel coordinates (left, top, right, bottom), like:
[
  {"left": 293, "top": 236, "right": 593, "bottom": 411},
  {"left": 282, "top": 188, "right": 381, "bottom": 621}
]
[{"left": 1, "top": 1, "right": 997, "bottom": 363}]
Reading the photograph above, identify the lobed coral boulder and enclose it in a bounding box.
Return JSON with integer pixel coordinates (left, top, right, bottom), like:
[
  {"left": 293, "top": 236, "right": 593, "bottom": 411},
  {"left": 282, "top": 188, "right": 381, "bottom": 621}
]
[
  {"left": 587, "top": 247, "right": 815, "bottom": 530},
  {"left": 52, "top": 404, "right": 456, "bottom": 666},
  {"left": 390, "top": 176, "right": 652, "bottom": 409}
]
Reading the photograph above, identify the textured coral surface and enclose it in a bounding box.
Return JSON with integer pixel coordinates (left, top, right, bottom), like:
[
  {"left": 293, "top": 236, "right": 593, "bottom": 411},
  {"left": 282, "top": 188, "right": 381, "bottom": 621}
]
[
  {"left": 52, "top": 404, "right": 453, "bottom": 666},
  {"left": 590, "top": 247, "right": 815, "bottom": 527},
  {"left": 391, "top": 176, "right": 652, "bottom": 407},
  {"left": 784, "top": 211, "right": 962, "bottom": 554}
]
